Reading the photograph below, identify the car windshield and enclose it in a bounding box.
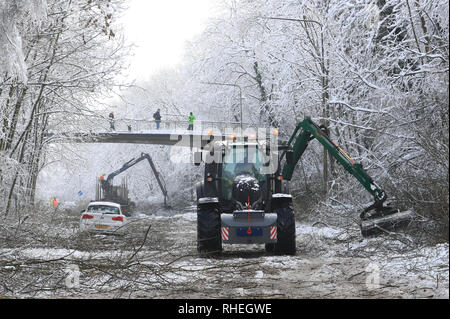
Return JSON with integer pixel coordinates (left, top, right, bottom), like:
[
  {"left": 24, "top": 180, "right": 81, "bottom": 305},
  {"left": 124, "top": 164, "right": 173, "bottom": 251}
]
[{"left": 87, "top": 205, "right": 119, "bottom": 214}]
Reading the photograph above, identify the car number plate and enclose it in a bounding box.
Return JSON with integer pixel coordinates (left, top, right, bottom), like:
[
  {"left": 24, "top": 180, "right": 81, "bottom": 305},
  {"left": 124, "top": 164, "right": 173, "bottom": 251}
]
[
  {"left": 237, "top": 227, "right": 262, "bottom": 237},
  {"left": 95, "top": 224, "right": 110, "bottom": 229}
]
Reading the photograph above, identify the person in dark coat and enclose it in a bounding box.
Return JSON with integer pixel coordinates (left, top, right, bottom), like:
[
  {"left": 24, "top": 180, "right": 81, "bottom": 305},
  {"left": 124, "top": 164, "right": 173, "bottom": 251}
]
[
  {"left": 153, "top": 108, "right": 162, "bottom": 129},
  {"left": 109, "top": 111, "right": 115, "bottom": 131}
]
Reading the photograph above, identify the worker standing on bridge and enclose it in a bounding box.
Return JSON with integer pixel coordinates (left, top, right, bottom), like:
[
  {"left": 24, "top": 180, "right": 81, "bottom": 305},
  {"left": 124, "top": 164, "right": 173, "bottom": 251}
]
[
  {"left": 109, "top": 111, "right": 115, "bottom": 131},
  {"left": 153, "top": 108, "right": 162, "bottom": 129},
  {"left": 187, "top": 112, "right": 196, "bottom": 131}
]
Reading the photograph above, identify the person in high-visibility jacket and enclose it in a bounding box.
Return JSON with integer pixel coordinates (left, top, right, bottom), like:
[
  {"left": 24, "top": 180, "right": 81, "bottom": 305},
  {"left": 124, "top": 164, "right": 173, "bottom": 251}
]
[
  {"left": 52, "top": 197, "right": 59, "bottom": 213},
  {"left": 187, "top": 112, "right": 196, "bottom": 131}
]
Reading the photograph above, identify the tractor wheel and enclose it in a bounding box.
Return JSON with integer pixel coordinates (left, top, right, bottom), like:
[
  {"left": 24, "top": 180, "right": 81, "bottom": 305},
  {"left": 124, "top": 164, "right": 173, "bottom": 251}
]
[
  {"left": 273, "top": 206, "right": 296, "bottom": 255},
  {"left": 265, "top": 243, "right": 275, "bottom": 253},
  {"left": 197, "top": 205, "right": 222, "bottom": 255}
]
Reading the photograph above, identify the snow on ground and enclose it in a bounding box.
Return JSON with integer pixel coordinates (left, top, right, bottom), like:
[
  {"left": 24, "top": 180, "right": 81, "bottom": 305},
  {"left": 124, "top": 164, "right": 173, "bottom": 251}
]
[{"left": 0, "top": 207, "right": 448, "bottom": 298}]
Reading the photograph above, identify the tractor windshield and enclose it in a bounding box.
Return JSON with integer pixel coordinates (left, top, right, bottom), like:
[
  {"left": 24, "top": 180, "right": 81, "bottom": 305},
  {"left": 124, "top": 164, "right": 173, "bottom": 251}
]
[{"left": 221, "top": 145, "right": 267, "bottom": 200}]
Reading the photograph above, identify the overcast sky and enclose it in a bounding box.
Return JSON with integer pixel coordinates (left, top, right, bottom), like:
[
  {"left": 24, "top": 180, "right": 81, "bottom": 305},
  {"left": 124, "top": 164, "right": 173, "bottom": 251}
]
[{"left": 121, "top": 0, "right": 215, "bottom": 81}]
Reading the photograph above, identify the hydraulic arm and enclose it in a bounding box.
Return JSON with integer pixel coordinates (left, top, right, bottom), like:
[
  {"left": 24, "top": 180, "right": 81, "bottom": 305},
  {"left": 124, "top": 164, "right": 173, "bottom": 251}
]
[
  {"left": 101, "top": 152, "right": 168, "bottom": 206},
  {"left": 280, "top": 117, "right": 414, "bottom": 236},
  {"left": 281, "top": 117, "right": 386, "bottom": 204}
]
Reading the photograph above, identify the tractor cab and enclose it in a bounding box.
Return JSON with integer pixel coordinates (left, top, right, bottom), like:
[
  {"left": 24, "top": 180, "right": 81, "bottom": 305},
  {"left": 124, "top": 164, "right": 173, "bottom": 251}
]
[{"left": 220, "top": 142, "right": 269, "bottom": 210}]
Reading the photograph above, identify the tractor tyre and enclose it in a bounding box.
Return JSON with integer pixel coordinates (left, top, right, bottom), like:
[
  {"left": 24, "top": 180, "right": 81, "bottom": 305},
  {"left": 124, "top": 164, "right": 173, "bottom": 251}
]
[
  {"left": 197, "top": 205, "right": 222, "bottom": 256},
  {"left": 265, "top": 243, "right": 275, "bottom": 253},
  {"left": 273, "top": 206, "right": 296, "bottom": 255}
]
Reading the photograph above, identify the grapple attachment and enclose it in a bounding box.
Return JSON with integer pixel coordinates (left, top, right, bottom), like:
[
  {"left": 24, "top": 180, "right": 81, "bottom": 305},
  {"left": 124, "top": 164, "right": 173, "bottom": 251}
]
[{"left": 359, "top": 203, "right": 415, "bottom": 237}]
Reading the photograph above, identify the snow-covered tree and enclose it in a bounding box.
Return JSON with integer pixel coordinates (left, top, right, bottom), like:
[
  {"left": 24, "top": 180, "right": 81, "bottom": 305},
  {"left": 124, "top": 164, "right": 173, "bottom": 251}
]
[
  {"left": 0, "top": 0, "right": 47, "bottom": 82},
  {"left": 0, "top": 0, "right": 129, "bottom": 216}
]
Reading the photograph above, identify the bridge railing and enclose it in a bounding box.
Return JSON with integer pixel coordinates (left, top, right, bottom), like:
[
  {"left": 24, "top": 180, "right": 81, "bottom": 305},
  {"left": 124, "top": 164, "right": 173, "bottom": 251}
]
[{"left": 105, "top": 119, "right": 253, "bottom": 134}]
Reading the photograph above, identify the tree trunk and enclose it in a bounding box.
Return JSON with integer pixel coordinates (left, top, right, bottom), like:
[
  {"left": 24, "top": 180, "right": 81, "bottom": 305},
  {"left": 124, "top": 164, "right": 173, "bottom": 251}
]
[
  {"left": 0, "top": 84, "right": 16, "bottom": 151},
  {"left": 253, "top": 61, "right": 278, "bottom": 127},
  {"left": 4, "top": 87, "right": 28, "bottom": 151}
]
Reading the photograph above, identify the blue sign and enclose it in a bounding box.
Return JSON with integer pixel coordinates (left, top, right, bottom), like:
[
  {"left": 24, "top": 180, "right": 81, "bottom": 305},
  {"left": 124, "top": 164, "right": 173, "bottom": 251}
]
[{"left": 77, "top": 191, "right": 83, "bottom": 196}]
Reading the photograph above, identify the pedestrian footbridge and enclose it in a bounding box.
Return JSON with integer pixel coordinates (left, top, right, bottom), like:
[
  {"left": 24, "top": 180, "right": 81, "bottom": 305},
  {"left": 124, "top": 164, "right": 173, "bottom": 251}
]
[{"left": 46, "top": 119, "right": 280, "bottom": 148}]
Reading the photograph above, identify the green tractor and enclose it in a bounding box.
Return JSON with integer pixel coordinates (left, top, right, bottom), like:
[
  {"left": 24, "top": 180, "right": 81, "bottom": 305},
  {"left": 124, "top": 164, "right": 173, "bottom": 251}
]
[
  {"left": 194, "top": 117, "right": 414, "bottom": 255},
  {"left": 195, "top": 135, "right": 296, "bottom": 255}
]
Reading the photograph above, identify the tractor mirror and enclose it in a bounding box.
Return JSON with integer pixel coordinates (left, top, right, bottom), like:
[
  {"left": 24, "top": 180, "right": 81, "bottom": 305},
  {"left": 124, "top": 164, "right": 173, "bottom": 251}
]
[
  {"left": 194, "top": 151, "right": 202, "bottom": 166},
  {"left": 286, "top": 151, "right": 294, "bottom": 165}
]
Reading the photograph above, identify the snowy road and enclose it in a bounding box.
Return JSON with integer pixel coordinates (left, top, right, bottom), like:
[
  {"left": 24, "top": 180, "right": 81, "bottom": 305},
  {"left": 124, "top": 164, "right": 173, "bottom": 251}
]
[{"left": 0, "top": 206, "right": 448, "bottom": 299}]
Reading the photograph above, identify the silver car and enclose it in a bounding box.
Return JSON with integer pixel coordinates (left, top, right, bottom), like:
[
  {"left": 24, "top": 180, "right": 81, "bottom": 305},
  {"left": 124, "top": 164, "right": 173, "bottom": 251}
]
[{"left": 80, "top": 201, "right": 127, "bottom": 234}]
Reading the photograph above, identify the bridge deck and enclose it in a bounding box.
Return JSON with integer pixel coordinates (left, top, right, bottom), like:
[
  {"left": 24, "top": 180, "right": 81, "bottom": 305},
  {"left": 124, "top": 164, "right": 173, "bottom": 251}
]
[
  {"left": 46, "top": 119, "right": 283, "bottom": 148},
  {"left": 49, "top": 130, "right": 215, "bottom": 148}
]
